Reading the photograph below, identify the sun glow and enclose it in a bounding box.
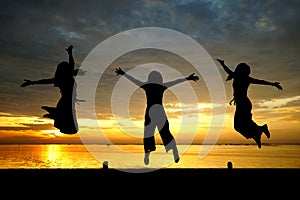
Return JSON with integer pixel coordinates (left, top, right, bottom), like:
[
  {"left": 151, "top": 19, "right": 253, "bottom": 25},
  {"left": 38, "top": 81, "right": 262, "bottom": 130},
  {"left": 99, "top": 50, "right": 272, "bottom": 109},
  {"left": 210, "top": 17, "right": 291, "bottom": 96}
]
[{"left": 42, "top": 130, "right": 63, "bottom": 138}]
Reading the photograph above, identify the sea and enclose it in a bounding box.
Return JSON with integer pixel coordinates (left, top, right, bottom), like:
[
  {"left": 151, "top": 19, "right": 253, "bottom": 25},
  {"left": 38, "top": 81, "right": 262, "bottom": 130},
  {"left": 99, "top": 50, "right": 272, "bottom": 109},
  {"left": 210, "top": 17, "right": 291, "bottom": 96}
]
[{"left": 0, "top": 144, "right": 299, "bottom": 171}]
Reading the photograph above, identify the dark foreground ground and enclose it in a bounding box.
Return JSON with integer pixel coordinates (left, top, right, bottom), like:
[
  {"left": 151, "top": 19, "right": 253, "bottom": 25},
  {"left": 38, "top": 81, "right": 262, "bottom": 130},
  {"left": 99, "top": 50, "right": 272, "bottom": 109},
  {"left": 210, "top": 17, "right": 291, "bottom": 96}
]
[{"left": 1, "top": 168, "right": 299, "bottom": 197}]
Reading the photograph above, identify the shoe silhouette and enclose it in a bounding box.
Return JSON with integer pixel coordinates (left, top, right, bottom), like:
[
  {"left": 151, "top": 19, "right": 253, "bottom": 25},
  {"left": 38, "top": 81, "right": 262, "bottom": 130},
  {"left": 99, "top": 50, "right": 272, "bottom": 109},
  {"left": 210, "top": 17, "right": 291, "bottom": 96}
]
[{"left": 144, "top": 152, "right": 150, "bottom": 165}]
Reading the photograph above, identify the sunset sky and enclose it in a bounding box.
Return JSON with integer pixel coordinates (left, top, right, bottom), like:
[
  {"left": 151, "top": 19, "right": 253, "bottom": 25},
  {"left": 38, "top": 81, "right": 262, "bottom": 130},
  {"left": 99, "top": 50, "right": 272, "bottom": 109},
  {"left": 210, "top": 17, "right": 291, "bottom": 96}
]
[{"left": 0, "top": 0, "right": 299, "bottom": 145}]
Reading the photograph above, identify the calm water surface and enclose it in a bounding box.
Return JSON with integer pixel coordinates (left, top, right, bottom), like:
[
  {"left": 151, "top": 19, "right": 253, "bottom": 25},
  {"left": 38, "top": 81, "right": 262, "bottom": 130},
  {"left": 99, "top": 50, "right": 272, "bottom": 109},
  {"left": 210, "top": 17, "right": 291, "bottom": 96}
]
[{"left": 0, "top": 144, "right": 299, "bottom": 170}]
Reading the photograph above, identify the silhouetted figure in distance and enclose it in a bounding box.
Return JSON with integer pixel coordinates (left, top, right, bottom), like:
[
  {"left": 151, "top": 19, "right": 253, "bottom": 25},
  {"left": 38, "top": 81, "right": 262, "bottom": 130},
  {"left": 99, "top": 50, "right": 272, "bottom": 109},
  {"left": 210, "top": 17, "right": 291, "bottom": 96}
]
[
  {"left": 216, "top": 59, "right": 283, "bottom": 148},
  {"left": 20, "top": 45, "right": 85, "bottom": 134},
  {"left": 115, "top": 67, "right": 199, "bottom": 165}
]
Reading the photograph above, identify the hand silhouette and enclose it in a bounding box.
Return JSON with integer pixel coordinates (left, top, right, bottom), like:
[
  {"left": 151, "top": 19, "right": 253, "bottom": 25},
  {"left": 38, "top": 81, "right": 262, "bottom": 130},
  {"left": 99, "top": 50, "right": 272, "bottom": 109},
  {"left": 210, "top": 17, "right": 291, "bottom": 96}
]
[
  {"left": 273, "top": 82, "right": 283, "bottom": 90},
  {"left": 186, "top": 73, "right": 199, "bottom": 82},
  {"left": 216, "top": 59, "right": 224, "bottom": 65},
  {"left": 115, "top": 67, "right": 125, "bottom": 76},
  {"left": 20, "top": 79, "right": 33, "bottom": 87},
  {"left": 66, "top": 45, "right": 73, "bottom": 53}
]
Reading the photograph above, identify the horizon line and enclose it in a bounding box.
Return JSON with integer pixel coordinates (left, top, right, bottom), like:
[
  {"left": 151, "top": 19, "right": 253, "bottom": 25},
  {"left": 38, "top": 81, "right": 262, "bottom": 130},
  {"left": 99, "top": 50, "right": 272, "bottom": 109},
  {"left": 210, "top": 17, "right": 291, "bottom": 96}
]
[{"left": 0, "top": 142, "right": 299, "bottom": 145}]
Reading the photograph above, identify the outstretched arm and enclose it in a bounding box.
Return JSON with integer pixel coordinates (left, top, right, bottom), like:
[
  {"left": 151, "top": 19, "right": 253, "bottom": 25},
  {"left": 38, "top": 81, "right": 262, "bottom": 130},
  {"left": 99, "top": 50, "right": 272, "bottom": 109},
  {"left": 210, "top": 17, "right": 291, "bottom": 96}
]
[
  {"left": 115, "top": 67, "right": 144, "bottom": 86},
  {"left": 21, "top": 46, "right": 75, "bottom": 88},
  {"left": 250, "top": 77, "right": 283, "bottom": 90},
  {"left": 164, "top": 73, "right": 199, "bottom": 88},
  {"left": 20, "top": 78, "right": 54, "bottom": 87},
  {"left": 216, "top": 59, "right": 234, "bottom": 80}
]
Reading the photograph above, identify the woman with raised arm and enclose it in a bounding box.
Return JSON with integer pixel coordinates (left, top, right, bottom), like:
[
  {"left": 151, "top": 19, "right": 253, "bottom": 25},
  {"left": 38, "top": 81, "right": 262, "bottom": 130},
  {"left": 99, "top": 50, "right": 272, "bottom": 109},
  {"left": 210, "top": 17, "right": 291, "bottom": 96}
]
[
  {"left": 216, "top": 59, "right": 282, "bottom": 148},
  {"left": 115, "top": 67, "right": 199, "bottom": 165},
  {"left": 20, "top": 45, "right": 85, "bottom": 134}
]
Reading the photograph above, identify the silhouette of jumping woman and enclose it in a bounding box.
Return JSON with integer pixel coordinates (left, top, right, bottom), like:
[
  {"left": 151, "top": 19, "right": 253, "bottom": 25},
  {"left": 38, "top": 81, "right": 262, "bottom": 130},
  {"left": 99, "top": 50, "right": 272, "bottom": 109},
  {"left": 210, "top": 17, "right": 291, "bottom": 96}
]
[
  {"left": 20, "top": 45, "right": 84, "bottom": 134},
  {"left": 216, "top": 59, "right": 283, "bottom": 148},
  {"left": 115, "top": 67, "right": 199, "bottom": 165}
]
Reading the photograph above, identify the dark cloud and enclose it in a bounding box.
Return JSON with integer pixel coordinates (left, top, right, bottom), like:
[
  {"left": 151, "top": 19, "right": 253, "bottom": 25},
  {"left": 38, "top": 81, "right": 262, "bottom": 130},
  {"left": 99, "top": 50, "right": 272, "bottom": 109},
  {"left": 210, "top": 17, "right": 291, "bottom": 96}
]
[
  {"left": 1, "top": 0, "right": 299, "bottom": 60},
  {"left": 0, "top": 0, "right": 299, "bottom": 118}
]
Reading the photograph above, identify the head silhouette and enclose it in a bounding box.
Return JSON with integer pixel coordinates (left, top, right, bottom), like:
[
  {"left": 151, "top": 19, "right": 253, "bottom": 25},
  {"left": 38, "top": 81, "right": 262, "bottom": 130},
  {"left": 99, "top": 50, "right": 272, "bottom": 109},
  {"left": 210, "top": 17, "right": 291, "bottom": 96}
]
[
  {"left": 54, "top": 61, "right": 73, "bottom": 87},
  {"left": 148, "top": 70, "right": 163, "bottom": 83},
  {"left": 235, "top": 63, "right": 251, "bottom": 77},
  {"left": 226, "top": 62, "right": 251, "bottom": 81}
]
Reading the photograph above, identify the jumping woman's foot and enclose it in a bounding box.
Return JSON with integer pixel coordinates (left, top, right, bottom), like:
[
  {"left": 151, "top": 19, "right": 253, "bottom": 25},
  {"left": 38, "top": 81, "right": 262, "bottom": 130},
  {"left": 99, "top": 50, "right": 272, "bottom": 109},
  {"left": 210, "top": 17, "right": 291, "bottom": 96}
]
[
  {"left": 41, "top": 106, "right": 56, "bottom": 114},
  {"left": 253, "top": 132, "right": 262, "bottom": 149},
  {"left": 41, "top": 106, "right": 56, "bottom": 119},
  {"left": 262, "top": 124, "right": 270, "bottom": 138},
  {"left": 144, "top": 152, "right": 150, "bottom": 165},
  {"left": 43, "top": 113, "right": 55, "bottom": 119}
]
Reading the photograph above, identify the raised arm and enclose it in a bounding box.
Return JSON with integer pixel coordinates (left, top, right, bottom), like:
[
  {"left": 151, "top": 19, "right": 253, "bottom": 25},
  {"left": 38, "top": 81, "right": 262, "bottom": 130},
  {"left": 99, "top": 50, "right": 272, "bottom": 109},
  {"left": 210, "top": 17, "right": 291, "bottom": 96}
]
[
  {"left": 66, "top": 45, "right": 86, "bottom": 76},
  {"left": 66, "top": 45, "right": 74, "bottom": 69},
  {"left": 115, "top": 67, "right": 144, "bottom": 87},
  {"left": 216, "top": 59, "right": 234, "bottom": 80},
  {"left": 20, "top": 78, "right": 55, "bottom": 87},
  {"left": 164, "top": 73, "right": 199, "bottom": 88},
  {"left": 250, "top": 77, "right": 283, "bottom": 90}
]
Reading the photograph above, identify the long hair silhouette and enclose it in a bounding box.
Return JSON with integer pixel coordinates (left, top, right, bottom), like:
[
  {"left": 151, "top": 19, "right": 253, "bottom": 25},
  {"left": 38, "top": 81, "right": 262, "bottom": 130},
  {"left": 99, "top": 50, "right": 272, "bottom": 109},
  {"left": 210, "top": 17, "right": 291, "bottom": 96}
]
[
  {"left": 217, "top": 59, "right": 282, "bottom": 148},
  {"left": 20, "top": 45, "right": 85, "bottom": 134}
]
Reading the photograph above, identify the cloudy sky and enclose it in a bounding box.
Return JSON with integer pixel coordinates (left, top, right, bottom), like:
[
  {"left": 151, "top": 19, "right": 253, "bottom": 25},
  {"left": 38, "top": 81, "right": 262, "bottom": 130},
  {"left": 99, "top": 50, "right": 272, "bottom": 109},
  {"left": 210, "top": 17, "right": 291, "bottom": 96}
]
[{"left": 0, "top": 0, "right": 299, "bottom": 145}]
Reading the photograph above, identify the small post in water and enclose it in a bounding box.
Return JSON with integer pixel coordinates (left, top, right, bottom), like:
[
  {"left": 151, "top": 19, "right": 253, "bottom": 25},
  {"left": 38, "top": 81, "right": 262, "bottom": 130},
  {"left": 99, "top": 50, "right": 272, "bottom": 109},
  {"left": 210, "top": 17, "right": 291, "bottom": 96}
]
[
  {"left": 227, "top": 161, "right": 233, "bottom": 170},
  {"left": 103, "top": 161, "right": 108, "bottom": 169}
]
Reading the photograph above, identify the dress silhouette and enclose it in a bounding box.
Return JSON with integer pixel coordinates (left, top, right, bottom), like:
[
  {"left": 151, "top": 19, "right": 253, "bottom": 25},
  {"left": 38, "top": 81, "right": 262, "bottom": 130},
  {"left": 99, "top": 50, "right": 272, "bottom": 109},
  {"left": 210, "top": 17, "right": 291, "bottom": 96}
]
[
  {"left": 20, "top": 45, "right": 84, "bottom": 134},
  {"left": 115, "top": 67, "right": 199, "bottom": 165},
  {"left": 217, "top": 59, "right": 283, "bottom": 148}
]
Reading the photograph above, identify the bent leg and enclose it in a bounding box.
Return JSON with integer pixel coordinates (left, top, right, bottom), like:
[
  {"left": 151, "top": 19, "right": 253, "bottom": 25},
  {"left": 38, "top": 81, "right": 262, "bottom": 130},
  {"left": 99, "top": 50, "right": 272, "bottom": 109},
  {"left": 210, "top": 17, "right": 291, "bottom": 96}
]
[
  {"left": 262, "top": 124, "right": 270, "bottom": 138},
  {"left": 234, "top": 111, "right": 262, "bottom": 148}
]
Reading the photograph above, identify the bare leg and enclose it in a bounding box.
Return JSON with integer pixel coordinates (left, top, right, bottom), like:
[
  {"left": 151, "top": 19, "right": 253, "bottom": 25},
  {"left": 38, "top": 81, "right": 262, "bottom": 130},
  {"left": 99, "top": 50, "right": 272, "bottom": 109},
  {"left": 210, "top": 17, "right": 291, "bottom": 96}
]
[{"left": 253, "top": 132, "right": 262, "bottom": 149}]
